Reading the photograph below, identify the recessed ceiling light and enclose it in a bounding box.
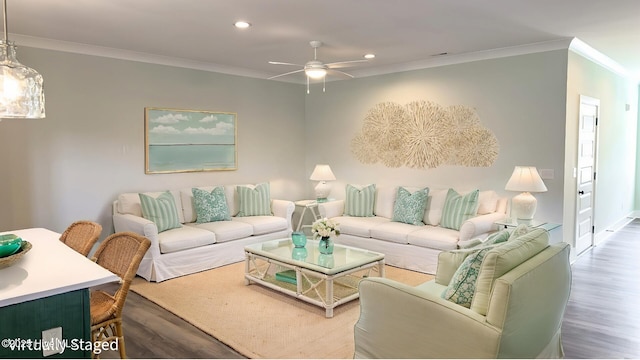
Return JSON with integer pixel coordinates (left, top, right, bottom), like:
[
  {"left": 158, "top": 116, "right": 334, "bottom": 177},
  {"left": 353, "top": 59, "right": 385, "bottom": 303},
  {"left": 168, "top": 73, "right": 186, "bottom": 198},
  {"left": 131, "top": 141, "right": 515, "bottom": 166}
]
[
  {"left": 364, "top": 53, "right": 376, "bottom": 59},
  {"left": 234, "top": 21, "right": 251, "bottom": 29}
]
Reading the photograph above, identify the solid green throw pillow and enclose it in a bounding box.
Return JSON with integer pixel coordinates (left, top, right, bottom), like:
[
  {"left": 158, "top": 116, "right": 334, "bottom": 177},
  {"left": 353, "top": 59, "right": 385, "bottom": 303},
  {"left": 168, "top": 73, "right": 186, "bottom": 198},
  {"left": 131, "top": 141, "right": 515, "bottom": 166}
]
[
  {"left": 440, "top": 189, "right": 480, "bottom": 230},
  {"left": 237, "top": 183, "right": 272, "bottom": 216},
  {"left": 392, "top": 187, "right": 429, "bottom": 225},
  {"left": 192, "top": 187, "right": 231, "bottom": 223},
  {"left": 344, "top": 184, "right": 376, "bottom": 217},
  {"left": 483, "top": 229, "right": 510, "bottom": 246},
  {"left": 139, "top": 191, "right": 181, "bottom": 233}
]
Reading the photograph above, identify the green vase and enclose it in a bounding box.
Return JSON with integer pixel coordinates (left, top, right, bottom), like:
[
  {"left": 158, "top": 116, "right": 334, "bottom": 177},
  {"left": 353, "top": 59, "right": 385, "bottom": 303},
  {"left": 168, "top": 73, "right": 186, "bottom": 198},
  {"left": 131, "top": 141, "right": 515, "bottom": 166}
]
[
  {"left": 291, "top": 232, "right": 307, "bottom": 248},
  {"left": 318, "top": 237, "right": 334, "bottom": 255}
]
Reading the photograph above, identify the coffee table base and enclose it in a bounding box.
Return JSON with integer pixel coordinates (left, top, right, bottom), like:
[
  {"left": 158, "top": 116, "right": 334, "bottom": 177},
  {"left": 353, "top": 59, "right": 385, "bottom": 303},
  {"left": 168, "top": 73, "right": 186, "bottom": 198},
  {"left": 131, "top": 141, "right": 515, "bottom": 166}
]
[{"left": 245, "top": 252, "right": 385, "bottom": 318}]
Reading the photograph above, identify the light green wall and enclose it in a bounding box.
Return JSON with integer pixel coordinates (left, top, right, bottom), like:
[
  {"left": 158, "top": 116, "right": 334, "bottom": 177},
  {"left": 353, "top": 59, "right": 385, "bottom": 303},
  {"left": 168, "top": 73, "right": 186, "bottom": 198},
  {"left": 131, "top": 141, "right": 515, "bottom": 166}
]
[
  {"left": 1, "top": 45, "right": 637, "bottom": 247},
  {"left": 564, "top": 51, "right": 638, "bottom": 246},
  {"left": 304, "top": 50, "right": 568, "bottom": 223},
  {"left": 0, "top": 47, "right": 306, "bottom": 234}
]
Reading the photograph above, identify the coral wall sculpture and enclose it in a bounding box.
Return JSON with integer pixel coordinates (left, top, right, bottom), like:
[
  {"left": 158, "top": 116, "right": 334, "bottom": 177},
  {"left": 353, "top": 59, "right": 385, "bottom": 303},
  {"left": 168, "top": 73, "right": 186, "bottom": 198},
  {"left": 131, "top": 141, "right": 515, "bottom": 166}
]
[{"left": 351, "top": 101, "right": 499, "bottom": 168}]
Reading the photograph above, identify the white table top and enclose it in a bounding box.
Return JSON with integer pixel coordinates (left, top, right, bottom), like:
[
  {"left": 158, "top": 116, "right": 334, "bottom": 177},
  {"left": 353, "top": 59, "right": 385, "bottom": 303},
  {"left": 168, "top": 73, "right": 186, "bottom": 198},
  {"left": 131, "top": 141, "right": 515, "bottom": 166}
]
[{"left": 0, "top": 228, "right": 119, "bottom": 307}]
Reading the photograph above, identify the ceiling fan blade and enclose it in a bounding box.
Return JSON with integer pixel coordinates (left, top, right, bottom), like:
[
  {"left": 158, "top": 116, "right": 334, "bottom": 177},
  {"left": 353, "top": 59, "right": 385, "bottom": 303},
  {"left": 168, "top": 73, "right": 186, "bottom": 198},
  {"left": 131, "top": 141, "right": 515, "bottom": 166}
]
[
  {"left": 327, "top": 68, "right": 355, "bottom": 78},
  {"left": 268, "top": 61, "right": 303, "bottom": 67},
  {"left": 268, "top": 69, "right": 305, "bottom": 79},
  {"left": 326, "top": 59, "right": 368, "bottom": 68}
]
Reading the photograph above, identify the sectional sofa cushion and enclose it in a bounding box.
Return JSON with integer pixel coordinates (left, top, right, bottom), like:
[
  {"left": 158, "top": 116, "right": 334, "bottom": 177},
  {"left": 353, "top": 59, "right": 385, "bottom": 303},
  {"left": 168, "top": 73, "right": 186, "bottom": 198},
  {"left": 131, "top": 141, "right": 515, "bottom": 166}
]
[
  {"left": 407, "top": 226, "right": 460, "bottom": 251},
  {"left": 185, "top": 221, "right": 254, "bottom": 243},
  {"left": 192, "top": 187, "right": 232, "bottom": 223},
  {"left": 369, "top": 222, "right": 417, "bottom": 244},
  {"left": 333, "top": 216, "right": 390, "bottom": 238},
  {"left": 237, "top": 183, "right": 272, "bottom": 216},
  {"left": 157, "top": 226, "right": 216, "bottom": 254},
  {"left": 440, "top": 189, "right": 480, "bottom": 230},
  {"left": 232, "top": 216, "right": 288, "bottom": 235},
  {"left": 392, "top": 187, "right": 429, "bottom": 225},
  {"left": 139, "top": 191, "right": 182, "bottom": 233},
  {"left": 344, "top": 184, "right": 376, "bottom": 217}
]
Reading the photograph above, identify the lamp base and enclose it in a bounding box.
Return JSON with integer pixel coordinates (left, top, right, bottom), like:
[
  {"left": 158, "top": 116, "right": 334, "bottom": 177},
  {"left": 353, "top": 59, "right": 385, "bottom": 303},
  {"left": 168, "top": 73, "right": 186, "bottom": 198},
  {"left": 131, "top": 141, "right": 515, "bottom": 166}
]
[
  {"left": 314, "top": 181, "right": 331, "bottom": 201},
  {"left": 511, "top": 192, "right": 537, "bottom": 222}
]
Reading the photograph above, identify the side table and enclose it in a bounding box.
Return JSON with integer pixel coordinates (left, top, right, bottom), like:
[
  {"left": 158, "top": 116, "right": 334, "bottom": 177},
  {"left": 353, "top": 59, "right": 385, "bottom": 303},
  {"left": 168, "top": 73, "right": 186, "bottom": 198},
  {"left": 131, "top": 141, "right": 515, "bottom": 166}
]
[
  {"left": 495, "top": 219, "right": 562, "bottom": 244},
  {"left": 294, "top": 200, "right": 321, "bottom": 234}
]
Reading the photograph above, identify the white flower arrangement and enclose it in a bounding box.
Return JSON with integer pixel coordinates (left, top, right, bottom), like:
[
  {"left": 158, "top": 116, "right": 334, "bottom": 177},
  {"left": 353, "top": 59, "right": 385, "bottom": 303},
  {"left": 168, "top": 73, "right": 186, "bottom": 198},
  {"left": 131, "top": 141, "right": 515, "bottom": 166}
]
[{"left": 311, "top": 217, "right": 341, "bottom": 239}]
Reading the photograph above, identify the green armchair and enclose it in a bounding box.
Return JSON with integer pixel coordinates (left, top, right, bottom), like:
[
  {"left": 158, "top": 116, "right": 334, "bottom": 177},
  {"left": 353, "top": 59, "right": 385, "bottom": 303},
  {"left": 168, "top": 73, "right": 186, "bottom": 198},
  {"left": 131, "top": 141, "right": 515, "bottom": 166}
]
[{"left": 354, "top": 228, "right": 571, "bottom": 358}]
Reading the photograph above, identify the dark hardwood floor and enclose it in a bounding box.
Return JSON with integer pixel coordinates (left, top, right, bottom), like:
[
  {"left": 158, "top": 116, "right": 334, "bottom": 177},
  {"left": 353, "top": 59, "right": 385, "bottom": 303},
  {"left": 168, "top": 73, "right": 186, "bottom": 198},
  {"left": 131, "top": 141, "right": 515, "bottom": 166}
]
[{"left": 103, "top": 219, "right": 640, "bottom": 359}]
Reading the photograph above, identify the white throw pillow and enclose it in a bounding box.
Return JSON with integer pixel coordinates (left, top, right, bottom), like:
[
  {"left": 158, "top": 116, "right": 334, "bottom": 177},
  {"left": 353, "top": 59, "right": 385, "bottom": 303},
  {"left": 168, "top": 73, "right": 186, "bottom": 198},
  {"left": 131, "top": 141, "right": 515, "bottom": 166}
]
[
  {"left": 477, "top": 190, "right": 499, "bottom": 215},
  {"left": 423, "top": 188, "right": 449, "bottom": 225}
]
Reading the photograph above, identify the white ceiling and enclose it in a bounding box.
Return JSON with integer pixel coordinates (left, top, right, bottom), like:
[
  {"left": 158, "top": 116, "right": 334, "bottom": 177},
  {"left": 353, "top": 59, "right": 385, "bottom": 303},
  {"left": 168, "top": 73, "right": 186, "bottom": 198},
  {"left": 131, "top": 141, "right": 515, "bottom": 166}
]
[{"left": 7, "top": 0, "right": 640, "bottom": 82}]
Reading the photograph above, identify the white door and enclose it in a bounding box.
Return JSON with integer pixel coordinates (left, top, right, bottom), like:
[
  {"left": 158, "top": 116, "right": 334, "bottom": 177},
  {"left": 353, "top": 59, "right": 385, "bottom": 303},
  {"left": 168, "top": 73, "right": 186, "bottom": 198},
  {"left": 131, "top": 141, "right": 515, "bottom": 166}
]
[{"left": 575, "top": 95, "right": 599, "bottom": 254}]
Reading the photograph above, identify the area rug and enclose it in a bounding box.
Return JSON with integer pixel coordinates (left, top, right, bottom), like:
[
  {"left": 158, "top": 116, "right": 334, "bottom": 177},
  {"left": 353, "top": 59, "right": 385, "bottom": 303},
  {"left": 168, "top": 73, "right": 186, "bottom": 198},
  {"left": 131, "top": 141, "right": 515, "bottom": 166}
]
[{"left": 130, "top": 262, "right": 433, "bottom": 359}]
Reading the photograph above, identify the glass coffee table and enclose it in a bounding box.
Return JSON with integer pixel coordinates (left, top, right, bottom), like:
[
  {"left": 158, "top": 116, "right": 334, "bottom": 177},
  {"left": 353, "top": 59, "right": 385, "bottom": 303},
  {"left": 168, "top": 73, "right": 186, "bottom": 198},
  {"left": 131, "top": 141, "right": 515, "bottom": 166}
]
[{"left": 244, "top": 238, "right": 385, "bottom": 318}]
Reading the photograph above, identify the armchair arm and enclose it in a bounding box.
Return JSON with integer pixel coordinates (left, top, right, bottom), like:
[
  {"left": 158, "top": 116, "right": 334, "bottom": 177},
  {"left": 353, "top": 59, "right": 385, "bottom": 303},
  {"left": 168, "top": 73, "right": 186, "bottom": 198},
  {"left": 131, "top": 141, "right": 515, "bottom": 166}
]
[
  {"left": 272, "top": 199, "right": 295, "bottom": 231},
  {"left": 458, "top": 212, "right": 506, "bottom": 242},
  {"left": 355, "top": 277, "right": 501, "bottom": 359},
  {"left": 112, "top": 213, "right": 160, "bottom": 259},
  {"left": 317, "top": 199, "right": 344, "bottom": 219}
]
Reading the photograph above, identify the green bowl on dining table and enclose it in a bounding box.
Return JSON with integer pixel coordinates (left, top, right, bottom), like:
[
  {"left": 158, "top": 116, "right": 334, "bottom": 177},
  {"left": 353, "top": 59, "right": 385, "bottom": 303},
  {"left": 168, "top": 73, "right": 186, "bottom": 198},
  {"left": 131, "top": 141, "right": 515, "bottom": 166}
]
[{"left": 0, "top": 234, "right": 23, "bottom": 258}]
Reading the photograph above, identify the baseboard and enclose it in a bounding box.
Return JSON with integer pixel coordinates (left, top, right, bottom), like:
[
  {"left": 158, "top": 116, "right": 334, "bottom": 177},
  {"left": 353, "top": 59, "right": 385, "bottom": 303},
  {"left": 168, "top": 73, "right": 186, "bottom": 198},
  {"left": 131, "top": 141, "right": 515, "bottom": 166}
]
[{"left": 594, "top": 214, "right": 636, "bottom": 246}]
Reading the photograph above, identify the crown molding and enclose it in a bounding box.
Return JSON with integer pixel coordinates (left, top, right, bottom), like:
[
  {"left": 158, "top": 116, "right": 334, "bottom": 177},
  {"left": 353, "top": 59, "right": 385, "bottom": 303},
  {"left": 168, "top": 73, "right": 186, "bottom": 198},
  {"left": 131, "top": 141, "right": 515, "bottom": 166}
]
[
  {"left": 568, "top": 37, "right": 630, "bottom": 78},
  {"left": 349, "top": 38, "right": 575, "bottom": 78},
  {"left": 11, "top": 33, "right": 274, "bottom": 80},
  {"left": 11, "top": 34, "right": 633, "bottom": 83}
]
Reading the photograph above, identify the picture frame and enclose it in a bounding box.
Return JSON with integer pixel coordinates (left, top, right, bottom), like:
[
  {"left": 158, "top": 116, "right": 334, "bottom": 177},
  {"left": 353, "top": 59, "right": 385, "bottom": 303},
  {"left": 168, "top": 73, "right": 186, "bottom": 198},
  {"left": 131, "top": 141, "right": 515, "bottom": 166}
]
[{"left": 145, "top": 107, "right": 237, "bottom": 174}]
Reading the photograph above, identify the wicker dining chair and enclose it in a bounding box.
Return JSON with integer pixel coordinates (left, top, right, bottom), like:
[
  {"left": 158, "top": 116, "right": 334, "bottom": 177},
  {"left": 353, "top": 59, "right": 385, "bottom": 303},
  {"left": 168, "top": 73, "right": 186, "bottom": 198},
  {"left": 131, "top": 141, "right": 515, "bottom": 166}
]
[
  {"left": 90, "top": 232, "right": 151, "bottom": 359},
  {"left": 59, "top": 220, "right": 103, "bottom": 257}
]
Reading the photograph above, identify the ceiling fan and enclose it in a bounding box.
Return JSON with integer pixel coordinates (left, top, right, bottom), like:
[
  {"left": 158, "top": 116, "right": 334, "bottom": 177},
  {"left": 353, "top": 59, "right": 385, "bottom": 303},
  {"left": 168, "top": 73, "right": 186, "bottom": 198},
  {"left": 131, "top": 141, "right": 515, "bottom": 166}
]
[{"left": 268, "top": 40, "right": 368, "bottom": 93}]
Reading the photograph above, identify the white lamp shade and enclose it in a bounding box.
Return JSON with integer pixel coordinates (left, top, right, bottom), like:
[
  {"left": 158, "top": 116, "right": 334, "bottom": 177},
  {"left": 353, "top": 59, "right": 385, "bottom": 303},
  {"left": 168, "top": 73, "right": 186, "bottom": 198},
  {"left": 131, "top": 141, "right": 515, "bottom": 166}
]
[
  {"left": 505, "top": 166, "right": 547, "bottom": 222},
  {"left": 505, "top": 166, "right": 547, "bottom": 192},
  {"left": 309, "top": 165, "right": 336, "bottom": 181}
]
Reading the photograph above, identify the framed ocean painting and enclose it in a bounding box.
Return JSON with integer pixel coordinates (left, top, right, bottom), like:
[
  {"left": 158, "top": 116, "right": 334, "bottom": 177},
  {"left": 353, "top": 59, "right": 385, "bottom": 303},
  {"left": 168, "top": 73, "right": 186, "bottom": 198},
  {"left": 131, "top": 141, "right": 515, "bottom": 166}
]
[{"left": 145, "top": 107, "right": 237, "bottom": 174}]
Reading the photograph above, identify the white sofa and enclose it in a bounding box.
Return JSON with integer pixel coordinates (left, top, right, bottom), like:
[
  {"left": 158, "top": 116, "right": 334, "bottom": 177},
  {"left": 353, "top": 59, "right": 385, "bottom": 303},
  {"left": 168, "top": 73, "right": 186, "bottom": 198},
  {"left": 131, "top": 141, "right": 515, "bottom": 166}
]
[
  {"left": 318, "top": 186, "right": 507, "bottom": 274},
  {"left": 112, "top": 184, "right": 294, "bottom": 282}
]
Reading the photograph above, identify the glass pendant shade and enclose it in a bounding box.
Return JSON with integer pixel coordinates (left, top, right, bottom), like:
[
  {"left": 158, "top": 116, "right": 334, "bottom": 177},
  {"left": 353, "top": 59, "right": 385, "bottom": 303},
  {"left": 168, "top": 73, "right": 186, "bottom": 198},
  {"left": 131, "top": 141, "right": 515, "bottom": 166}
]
[{"left": 0, "top": 40, "right": 45, "bottom": 118}]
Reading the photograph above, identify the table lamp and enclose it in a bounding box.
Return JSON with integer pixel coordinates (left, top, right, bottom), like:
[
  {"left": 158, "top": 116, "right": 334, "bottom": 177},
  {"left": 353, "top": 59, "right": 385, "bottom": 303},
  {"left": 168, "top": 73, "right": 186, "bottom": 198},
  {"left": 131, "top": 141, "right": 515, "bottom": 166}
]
[
  {"left": 310, "top": 164, "right": 336, "bottom": 202},
  {"left": 505, "top": 166, "right": 547, "bottom": 223}
]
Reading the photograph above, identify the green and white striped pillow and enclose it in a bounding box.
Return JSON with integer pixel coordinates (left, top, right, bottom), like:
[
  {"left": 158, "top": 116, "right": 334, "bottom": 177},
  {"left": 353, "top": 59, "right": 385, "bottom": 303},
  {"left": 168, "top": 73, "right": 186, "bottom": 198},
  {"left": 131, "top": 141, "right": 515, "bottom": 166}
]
[
  {"left": 237, "top": 183, "right": 272, "bottom": 216},
  {"left": 440, "top": 189, "right": 480, "bottom": 230},
  {"left": 139, "top": 191, "right": 181, "bottom": 233},
  {"left": 344, "top": 184, "right": 376, "bottom": 217}
]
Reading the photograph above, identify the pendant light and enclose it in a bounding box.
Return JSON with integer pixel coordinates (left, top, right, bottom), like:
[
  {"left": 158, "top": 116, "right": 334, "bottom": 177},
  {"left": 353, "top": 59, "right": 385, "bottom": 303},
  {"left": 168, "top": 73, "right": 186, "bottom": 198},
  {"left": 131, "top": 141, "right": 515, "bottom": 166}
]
[{"left": 0, "top": 0, "right": 45, "bottom": 119}]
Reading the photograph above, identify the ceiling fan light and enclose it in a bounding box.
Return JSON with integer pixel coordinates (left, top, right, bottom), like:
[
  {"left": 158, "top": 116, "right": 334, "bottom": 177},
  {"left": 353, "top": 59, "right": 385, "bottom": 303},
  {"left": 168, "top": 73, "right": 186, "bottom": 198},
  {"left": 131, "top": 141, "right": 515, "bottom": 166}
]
[
  {"left": 233, "top": 21, "right": 251, "bottom": 29},
  {"left": 305, "top": 68, "right": 327, "bottom": 79}
]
